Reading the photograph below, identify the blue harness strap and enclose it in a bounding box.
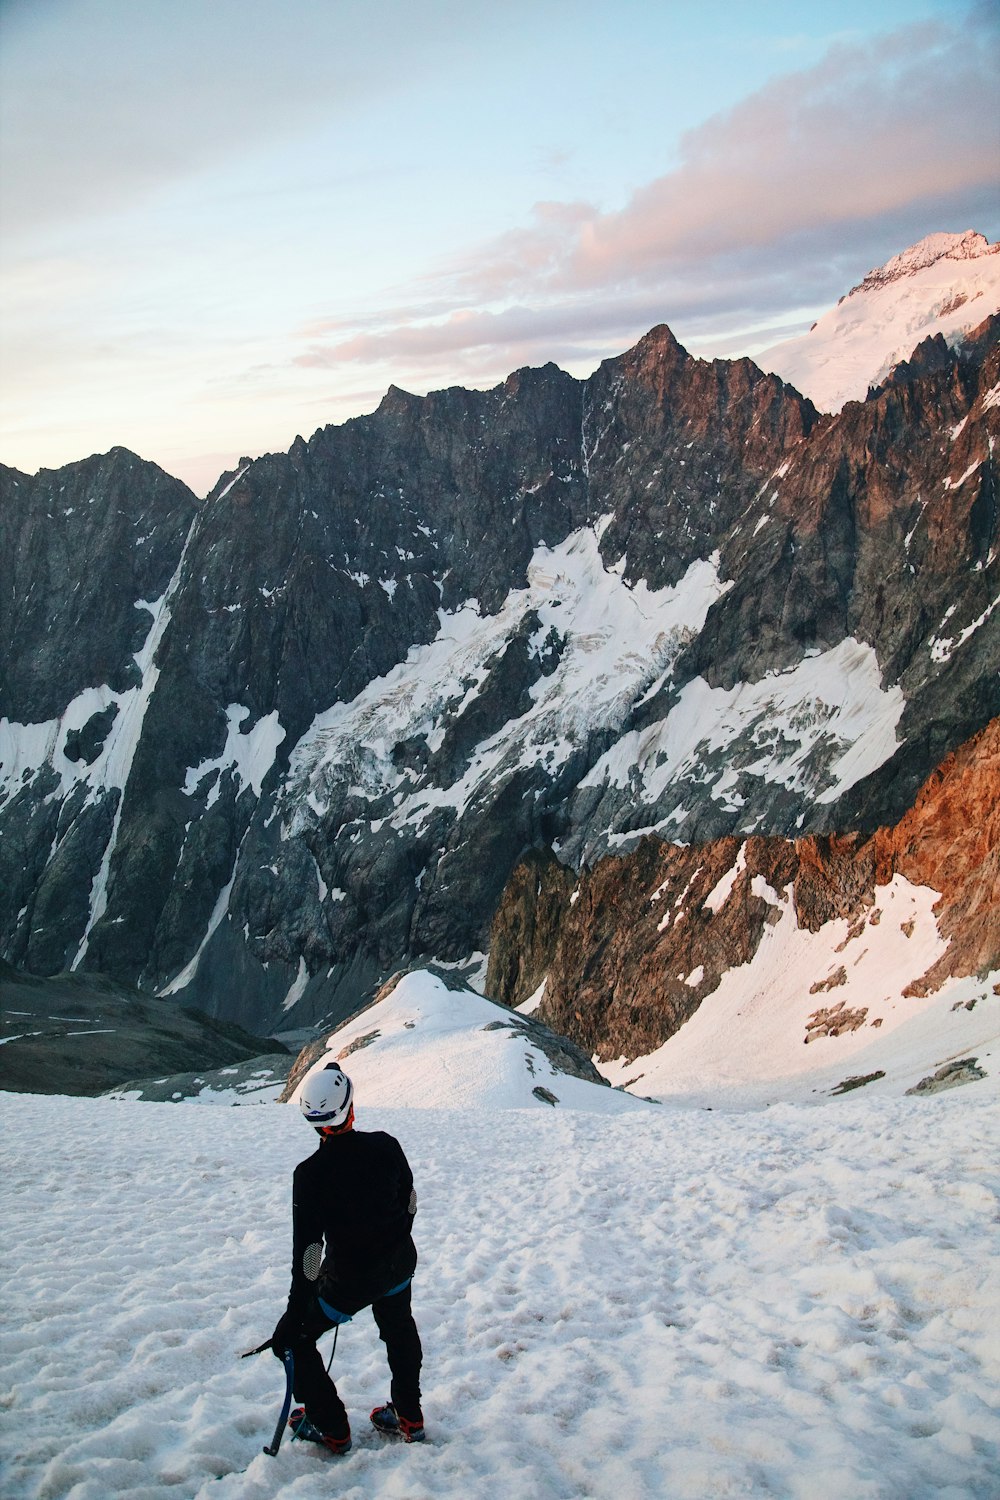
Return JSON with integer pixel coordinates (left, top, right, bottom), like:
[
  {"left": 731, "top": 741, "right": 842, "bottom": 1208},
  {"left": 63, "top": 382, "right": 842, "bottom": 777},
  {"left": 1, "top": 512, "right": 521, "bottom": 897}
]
[
  {"left": 317, "top": 1297, "right": 353, "bottom": 1324},
  {"left": 318, "top": 1275, "right": 411, "bottom": 1323}
]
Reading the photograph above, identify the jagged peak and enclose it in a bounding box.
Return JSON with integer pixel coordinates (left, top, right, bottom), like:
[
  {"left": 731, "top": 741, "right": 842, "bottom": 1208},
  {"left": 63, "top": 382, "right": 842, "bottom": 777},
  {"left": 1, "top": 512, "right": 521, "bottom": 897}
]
[
  {"left": 377, "top": 383, "right": 420, "bottom": 414},
  {"left": 636, "top": 322, "right": 687, "bottom": 356},
  {"left": 847, "top": 231, "right": 998, "bottom": 299}
]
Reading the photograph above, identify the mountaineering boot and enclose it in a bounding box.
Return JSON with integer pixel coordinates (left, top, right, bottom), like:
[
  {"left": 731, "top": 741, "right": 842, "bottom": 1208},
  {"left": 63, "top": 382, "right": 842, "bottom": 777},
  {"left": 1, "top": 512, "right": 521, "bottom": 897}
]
[
  {"left": 370, "top": 1401, "right": 425, "bottom": 1442},
  {"left": 288, "top": 1406, "right": 352, "bottom": 1455}
]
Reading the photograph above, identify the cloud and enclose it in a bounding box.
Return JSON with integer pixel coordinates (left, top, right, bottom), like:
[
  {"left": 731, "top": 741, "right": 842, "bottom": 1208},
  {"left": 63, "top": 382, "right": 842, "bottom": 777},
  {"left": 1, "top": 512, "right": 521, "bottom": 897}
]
[
  {"left": 296, "top": 11, "right": 1000, "bottom": 380},
  {"left": 456, "top": 15, "right": 999, "bottom": 298}
]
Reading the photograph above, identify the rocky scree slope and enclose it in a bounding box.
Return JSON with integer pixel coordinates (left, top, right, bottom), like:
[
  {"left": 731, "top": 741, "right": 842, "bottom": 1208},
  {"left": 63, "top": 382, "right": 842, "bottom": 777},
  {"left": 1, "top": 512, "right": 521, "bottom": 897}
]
[{"left": 1, "top": 315, "right": 997, "bottom": 1037}]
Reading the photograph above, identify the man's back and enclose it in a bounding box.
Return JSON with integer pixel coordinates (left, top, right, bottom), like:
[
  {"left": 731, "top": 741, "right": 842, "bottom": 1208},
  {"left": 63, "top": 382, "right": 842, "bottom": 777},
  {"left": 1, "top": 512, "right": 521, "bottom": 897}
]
[{"left": 293, "top": 1127, "right": 414, "bottom": 1276}]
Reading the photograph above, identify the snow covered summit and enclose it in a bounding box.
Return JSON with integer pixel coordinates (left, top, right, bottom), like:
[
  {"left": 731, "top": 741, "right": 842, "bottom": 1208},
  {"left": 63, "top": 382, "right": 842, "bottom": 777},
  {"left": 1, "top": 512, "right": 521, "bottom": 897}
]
[
  {"left": 758, "top": 229, "right": 1000, "bottom": 411},
  {"left": 847, "top": 229, "right": 998, "bottom": 292}
]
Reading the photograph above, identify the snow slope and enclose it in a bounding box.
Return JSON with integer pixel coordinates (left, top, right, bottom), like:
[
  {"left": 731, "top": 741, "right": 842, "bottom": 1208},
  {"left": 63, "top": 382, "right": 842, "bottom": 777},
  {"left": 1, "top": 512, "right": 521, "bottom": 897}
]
[
  {"left": 2, "top": 1079, "right": 998, "bottom": 1500},
  {"left": 289, "top": 969, "right": 648, "bottom": 1114},
  {"left": 284, "top": 524, "right": 732, "bottom": 841},
  {"left": 595, "top": 860, "right": 1000, "bottom": 1109},
  {"left": 758, "top": 231, "right": 1000, "bottom": 412}
]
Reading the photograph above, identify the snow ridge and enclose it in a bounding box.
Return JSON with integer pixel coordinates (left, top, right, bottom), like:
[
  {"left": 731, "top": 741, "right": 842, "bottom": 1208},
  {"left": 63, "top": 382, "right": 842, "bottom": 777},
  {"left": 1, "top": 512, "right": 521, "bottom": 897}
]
[
  {"left": 759, "top": 229, "right": 1000, "bottom": 412},
  {"left": 848, "top": 230, "right": 998, "bottom": 296}
]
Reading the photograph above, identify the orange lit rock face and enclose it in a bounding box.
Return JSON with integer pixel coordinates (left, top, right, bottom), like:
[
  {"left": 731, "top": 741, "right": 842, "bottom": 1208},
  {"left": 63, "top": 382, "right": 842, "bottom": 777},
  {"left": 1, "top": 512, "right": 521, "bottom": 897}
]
[
  {"left": 490, "top": 720, "right": 999, "bottom": 1062},
  {"left": 876, "top": 719, "right": 1000, "bottom": 993}
]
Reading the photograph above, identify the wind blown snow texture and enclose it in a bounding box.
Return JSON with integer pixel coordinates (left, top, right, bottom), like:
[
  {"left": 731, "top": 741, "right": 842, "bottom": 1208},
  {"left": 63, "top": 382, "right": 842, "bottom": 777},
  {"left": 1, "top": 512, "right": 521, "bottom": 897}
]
[{"left": 2, "top": 1080, "right": 999, "bottom": 1500}]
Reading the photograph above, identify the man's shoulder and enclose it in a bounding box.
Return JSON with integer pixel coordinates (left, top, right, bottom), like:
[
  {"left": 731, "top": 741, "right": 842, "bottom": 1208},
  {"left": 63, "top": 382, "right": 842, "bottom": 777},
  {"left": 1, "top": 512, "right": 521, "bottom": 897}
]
[
  {"left": 293, "top": 1129, "right": 406, "bottom": 1170},
  {"left": 354, "top": 1128, "right": 404, "bottom": 1154},
  {"left": 293, "top": 1145, "right": 322, "bottom": 1178}
]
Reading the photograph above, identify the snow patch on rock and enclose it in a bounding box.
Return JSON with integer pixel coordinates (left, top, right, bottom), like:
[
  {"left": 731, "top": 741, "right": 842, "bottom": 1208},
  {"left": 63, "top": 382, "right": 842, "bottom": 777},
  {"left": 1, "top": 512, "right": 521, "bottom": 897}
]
[
  {"left": 600, "top": 876, "right": 1000, "bottom": 1108},
  {"left": 585, "top": 636, "right": 904, "bottom": 831},
  {"left": 283, "top": 524, "right": 731, "bottom": 838}
]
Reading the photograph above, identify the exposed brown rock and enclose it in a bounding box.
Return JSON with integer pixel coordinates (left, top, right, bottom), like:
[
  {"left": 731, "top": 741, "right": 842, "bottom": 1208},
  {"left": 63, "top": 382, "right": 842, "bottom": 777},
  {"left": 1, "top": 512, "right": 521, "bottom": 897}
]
[
  {"left": 804, "top": 1000, "right": 868, "bottom": 1042},
  {"left": 831, "top": 1070, "right": 885, "bottom": 1094},
  {"left": 809, "top": 967, "right": 848, "bottom": 994},
  {"left": 872, "top": 718, "right": 1000, "bottom": 991},
  {"left": 484, "top": 847, "right": 576, "bottom": 1010},
  {"left": 905, "top": 1057, "right": 986, "bottom": 1095},
  {"left": 489, "top": 719, "right": 999, "bottom": 1063}
]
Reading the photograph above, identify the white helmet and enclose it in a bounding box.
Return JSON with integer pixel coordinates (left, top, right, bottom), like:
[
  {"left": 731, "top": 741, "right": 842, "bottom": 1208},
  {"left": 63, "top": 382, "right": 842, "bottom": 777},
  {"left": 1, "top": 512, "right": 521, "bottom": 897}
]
[{"left": 298, "top": 1060, "right": 354, "bottom": 1131}]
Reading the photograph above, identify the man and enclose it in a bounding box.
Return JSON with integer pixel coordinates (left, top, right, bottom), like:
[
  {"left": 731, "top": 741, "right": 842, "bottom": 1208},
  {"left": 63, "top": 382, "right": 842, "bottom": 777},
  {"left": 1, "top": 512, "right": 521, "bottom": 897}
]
[{"left": 270, "top": 1059, "right": 424, "bottom": 1454}]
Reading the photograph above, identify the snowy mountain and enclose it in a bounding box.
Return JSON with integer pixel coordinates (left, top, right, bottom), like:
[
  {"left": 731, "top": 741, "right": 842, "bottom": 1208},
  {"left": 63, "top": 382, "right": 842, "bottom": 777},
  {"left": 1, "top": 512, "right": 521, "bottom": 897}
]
[
  {"left": 4, "top": 233, "right": 999, "bottom": 1500},
  {"left": 757, "top": 230, "right": 1000, "bottom": 411},
  {"left": 1, "top": 241, "right": 998, "bottom": 1066},
  {"left": 286, "top": 959, "right": 997, "bottom": 1111}
]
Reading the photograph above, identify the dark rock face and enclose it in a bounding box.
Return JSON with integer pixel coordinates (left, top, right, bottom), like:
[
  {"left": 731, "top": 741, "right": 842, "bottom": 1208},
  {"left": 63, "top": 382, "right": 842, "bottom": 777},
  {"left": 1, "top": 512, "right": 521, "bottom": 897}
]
[
  {"left": 2, "top": 317, "right": 998, "bottom": 1039},
  {"left": 582, "top": 326, "right": 817, "bottom": 593},
  {"left": 0, "top": 449, "right": 199, "bottom": 722},
  {"left": 485, "top": 847, "right": 577, "bottom": 1010}
]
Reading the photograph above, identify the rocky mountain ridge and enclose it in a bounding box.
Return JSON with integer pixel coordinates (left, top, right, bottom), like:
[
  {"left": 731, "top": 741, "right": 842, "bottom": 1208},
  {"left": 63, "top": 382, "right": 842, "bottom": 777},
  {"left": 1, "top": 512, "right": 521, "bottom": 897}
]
[{"left": 1, "top": 243, "right": 998, "bottom": 1048}]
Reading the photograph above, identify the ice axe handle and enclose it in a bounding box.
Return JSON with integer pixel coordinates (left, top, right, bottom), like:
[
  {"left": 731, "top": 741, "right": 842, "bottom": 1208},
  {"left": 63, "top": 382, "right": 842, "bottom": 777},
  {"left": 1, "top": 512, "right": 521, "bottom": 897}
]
[{"left": 263, "top": 1349, "right": 295, "bottom": 1456}]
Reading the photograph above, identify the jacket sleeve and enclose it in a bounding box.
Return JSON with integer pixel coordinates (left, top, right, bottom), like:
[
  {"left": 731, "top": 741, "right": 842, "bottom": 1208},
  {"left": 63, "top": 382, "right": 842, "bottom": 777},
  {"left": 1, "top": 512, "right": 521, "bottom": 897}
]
[{"left": 287, "top": 1161, "right": 326, "bottom": 1315}]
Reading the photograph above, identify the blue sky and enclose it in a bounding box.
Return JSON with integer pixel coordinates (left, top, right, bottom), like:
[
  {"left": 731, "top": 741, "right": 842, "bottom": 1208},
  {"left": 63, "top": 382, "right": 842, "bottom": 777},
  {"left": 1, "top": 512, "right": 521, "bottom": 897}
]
[{"left": 1, "top": 0, "right": 997, "bottom": 494}]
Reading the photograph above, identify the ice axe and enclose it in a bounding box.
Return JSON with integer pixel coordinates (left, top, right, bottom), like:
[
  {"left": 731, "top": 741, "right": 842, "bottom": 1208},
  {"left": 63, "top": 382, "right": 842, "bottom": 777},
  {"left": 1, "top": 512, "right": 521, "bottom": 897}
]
[
  {"left": 263, "top": 1348, "right": 295, "bottom": 1457},
  {"left": 239, "top": 1340, "right": 295, "bottom": 1456}
]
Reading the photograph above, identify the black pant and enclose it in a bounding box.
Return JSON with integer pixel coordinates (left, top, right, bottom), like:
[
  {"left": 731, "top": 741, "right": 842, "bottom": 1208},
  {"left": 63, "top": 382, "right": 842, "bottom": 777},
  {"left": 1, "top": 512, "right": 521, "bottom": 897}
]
[{"left": 290, "top": 1283, "right": 423, "bottom": 1439}]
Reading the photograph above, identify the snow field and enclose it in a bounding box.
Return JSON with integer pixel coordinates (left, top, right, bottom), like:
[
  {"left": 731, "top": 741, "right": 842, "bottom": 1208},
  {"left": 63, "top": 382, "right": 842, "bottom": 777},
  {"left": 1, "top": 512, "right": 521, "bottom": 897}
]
[
  {"left": 599, "top": 878, "right": 1000, "bottom": 1109},
  {"left": 2, "top": 1086, "right": 999, "bottom": 1499}
]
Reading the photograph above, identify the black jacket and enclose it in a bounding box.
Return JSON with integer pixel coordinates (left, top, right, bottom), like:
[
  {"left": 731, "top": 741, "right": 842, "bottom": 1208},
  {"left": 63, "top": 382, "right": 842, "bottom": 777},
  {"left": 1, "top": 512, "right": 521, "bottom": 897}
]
[{"left": 287, "top": 1128, "right": 417, "bottom": 1318}]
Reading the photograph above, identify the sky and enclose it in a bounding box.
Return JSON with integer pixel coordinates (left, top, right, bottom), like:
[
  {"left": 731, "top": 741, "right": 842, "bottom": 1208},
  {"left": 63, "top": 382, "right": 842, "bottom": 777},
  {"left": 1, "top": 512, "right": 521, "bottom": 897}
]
[{"left": 1, "top": 0, "right": 998, "bottom": 496}]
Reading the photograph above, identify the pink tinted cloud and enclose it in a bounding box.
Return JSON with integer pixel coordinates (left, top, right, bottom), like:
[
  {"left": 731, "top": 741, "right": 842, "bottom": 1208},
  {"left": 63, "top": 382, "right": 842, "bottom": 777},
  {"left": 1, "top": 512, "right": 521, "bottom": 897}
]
[
  {"left": 564, "top": 22, "right": 997, "bottom": 285},
  {"left": 467, "top": 18, "right": 999, "bottom": 296},
  {"left": 296, "top": 13, "right": 1000, "bottom": 378}
]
